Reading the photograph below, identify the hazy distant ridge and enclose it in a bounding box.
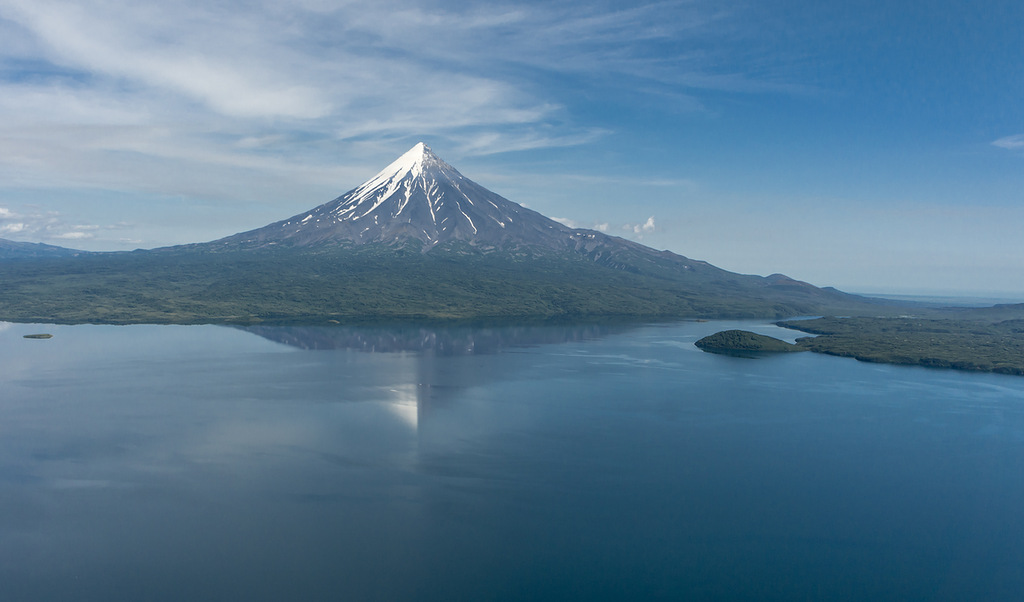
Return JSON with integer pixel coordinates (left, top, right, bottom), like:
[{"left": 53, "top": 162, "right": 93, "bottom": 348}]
[{"left": 0, "top": 238, "right": 85, "bottom": 259}]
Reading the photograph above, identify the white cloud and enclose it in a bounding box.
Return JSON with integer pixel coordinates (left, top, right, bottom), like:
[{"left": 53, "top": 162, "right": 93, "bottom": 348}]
[
  {"left": 620, "top": 216, "right": 655, "bottom": 239},
  {"left": 0, "top": 204, "right": 124, "bottom": 243},
  {"left": 1, "top": 222, "right": 27, "bottom": 234},
  {"left": 993, "top": 134, "right": 1024, "bottom": 150},
  {"left": 3, "top": 0, "right": 331, "bottom": 119},
  {"left": 0, "top": 0, "right": 805, "bottom": 249},
  {"left": 457, "top": 128, "right": 610, "bottom": 156},
  {"left": 2, "top": 0, "right": 642, "bottom": 210},
  {"left": 552, "top": 216, "right": 613, "bottom": 233},
  {"left": 0, "top": 0, "right": 750, "bottom": 176},
  {"left": 625, "top": 216, "right": 655, "bottom": 234},
  {"left": 53, "top": 231, "right": 93, "bottom": 240},
  {"left": 0, "top": 0, "right": 566, "bottom": 129}
]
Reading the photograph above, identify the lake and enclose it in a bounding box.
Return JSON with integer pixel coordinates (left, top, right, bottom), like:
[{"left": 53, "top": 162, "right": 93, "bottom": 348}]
[{"left": 2, "top": 320, "right": 1023, "bottom": 601}]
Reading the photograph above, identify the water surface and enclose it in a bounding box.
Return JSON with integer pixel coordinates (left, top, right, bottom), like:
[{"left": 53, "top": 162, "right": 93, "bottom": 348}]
[{"left": 1, "top": 320, "right": 1022, "bottom": 601}]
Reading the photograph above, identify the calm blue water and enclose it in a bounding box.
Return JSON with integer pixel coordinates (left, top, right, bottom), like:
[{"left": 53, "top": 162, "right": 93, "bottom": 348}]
[{"left": 2, "top": 320, "right": 1023, "bottom": 601}]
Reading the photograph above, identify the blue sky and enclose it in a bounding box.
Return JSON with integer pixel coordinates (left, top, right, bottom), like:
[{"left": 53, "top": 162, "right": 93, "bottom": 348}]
[{"left": 1, "top": 0, "right": 1022, "bottom": 297}]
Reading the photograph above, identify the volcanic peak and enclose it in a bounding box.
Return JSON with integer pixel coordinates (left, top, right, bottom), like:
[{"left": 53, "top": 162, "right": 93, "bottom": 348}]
[
  {"left": 347, "top": 142, "right": 460, "bottom": 208},
  {"left": 218, "top": 142, "right": 576, "bottom": 250}
]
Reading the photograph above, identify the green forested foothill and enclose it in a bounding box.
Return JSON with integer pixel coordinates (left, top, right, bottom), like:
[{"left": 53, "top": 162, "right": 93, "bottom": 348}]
[
  {"left": 6, "top": 244, "right": 1024, "bottom": 377},
  {"left": 0, "top": 245, "right": 882, "bottom": 325},
  {"left": 779, "top": 317, "right": 1024, "bottom": 375}
]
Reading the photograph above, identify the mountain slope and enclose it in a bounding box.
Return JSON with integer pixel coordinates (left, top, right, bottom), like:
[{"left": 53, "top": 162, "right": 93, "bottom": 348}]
[
  {"left": 211, "top": 143, "right": 728, "bottom": 274},
  {"left": 203, "top": 143, "right": 867, "bottom": 304},
  {"left": 216, "top": 142, "right": 580, "bottom": 252}
]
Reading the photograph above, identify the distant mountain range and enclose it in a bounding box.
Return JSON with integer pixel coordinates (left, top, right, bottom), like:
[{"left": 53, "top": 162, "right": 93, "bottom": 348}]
[
  {"left": 0, "top": 238, "right": 86, "bottom": 259},
  {"left": 0, "top": 144, "right": 894, "bottom": 324}
]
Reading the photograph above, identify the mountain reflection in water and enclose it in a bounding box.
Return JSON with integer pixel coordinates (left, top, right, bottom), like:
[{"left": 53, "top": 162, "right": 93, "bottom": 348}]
[
  {"left": 239, "top": 322, "right": 635, "bottom": 429},
  {"left": 241, "top": 322, "right": 632, "bottom": 355}
]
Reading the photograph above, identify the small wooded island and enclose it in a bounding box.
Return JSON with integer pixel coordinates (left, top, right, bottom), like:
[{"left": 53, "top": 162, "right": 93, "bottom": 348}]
[{"left": 694, "top": 330, "right": 802, "bottom": 355}]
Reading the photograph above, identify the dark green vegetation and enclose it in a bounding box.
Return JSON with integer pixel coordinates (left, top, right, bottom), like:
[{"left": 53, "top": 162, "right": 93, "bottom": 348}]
[
  {"left": 779, "top": 317, "right": 1024, "bottom": 375},
  {"left": 695, "top": 330, "right": 802, "bottom": 354},
  {"left": 5, "top": 241, "right": 1024, "bottom": 378},
  {"left": 0, "top": 244, "right": 886, "bottom": 325},
  {"left": 22, "top": 333, "right": 53, "bottom": 339}
]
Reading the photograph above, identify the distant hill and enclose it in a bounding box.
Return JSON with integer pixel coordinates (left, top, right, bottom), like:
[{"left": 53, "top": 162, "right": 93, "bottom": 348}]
[
  {"left": 0, "top": 238, "right": 85, "bottom": 259},
  {"left": 0, "top": 144, "right": 903, "bottom": 324}
]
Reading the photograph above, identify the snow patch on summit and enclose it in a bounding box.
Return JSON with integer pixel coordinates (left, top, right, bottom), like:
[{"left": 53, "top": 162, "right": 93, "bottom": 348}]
[{"left": 346, "top": 142, "right": 462, "bottom": 210}]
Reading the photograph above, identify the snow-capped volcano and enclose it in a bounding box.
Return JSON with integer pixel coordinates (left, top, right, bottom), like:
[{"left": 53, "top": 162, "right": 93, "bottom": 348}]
[
  {"left": 9, "top": 143, "right": 873, "bottom": 323},
  {"left": 223, "top": 142, "right": 580, "bottom": 251}
]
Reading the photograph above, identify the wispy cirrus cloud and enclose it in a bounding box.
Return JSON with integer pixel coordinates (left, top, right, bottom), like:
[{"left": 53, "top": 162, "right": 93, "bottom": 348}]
[
  {"left": 1, "top": 0, "right": 570, "bottom": 137},
  {"left": 2, "top": 0, "right": 332, "bottom": 119},
  {"left": 0, "top": 0, "right": 607, "bottom": 207},
  {"left": 993, "top": 134, "right": 1024, "bottom": 151},
  {"left": 0, "top": 0, "right": 771, "bottom": 174},
  {"left": 0, "top": 0, "right": 806, "bottom": 248}
]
